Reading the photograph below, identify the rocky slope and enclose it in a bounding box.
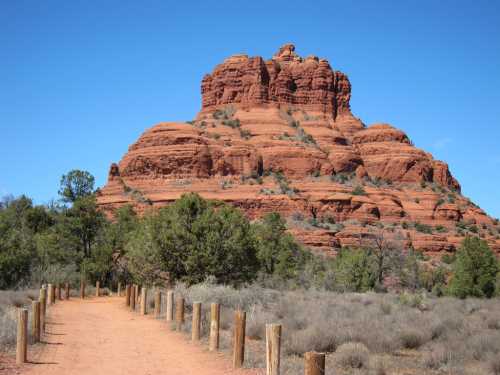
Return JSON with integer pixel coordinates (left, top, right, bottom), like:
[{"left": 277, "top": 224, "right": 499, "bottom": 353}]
[{"left": 97, "top": 44, "right": 500, "bottom": 256}]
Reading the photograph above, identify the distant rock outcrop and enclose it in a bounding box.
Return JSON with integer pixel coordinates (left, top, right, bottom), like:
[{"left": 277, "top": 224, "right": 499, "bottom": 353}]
[{"left": 97, "top": 44, "right": 499, "bottom": 256}]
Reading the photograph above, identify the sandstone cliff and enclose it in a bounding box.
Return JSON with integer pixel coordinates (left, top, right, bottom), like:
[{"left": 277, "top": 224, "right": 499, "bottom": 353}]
[{"left": 97, "top": 44, "right": 500, "bottom": 256}]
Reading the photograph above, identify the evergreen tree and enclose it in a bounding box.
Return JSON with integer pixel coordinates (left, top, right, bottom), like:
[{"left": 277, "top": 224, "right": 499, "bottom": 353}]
[
  {"left": 58, "top": 169, "right": 95, "bottom": 203},
  {"left": 448, "top": 236, "right": 499, "bottom": 298},
  {"left": 254, "top": 212, "right": 310, "bottom": 279}
]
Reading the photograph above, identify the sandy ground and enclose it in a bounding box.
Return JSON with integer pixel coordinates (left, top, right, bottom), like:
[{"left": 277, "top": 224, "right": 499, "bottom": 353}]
[{"left": 15, "top": 296, "right": 258, "bottom": 375}]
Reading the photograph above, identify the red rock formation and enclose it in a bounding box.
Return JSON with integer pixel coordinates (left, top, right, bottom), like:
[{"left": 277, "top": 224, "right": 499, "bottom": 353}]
[
  {"left": 201, "top": 44, "right": 351, "bottom": 118},
  {"left": 97, "top": 44, "right": 500, "bottom": 256}
]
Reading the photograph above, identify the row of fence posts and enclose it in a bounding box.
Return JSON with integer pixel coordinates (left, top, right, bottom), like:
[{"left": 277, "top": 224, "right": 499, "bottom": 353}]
[
  {"left": 121, "top": 283, "right": 326, "bottom": 375},
  {"left": 16, "top": 280, "right": 96, "bottom": 365}
]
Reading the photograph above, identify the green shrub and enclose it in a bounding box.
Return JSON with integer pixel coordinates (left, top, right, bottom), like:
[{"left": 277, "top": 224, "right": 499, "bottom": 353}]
[
  {"left": 126, "top": 193, "right": 259, "bottom": 286},
  {"left": 441, "top": 253, "right": 456, "bottom": 264},
  {"left": 415, "top": 222, "right": 433, "bottom": 234},
  {"left": 448, "top": 236, "right": 499, "bottom": 298},
  {"left": 352, "top": 186, "right": 367, "bottom": 196},
  {"left": 254, "top": 213, "right": 310, "bottom": 280},
  {"left": 469, "top": 224, "right": 479, "bottom": 233},
  {"left": 435, "top": 225, "right": 448, "bottom": 233},
  {"left": 335, "top": 248, "right": 376, "bottom": 292},
  {"left": 222, "top": 118, "right": 241, "bottom": 128}
]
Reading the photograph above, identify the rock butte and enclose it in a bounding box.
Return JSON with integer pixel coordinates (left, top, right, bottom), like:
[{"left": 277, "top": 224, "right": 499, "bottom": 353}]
[{"left": 97, "top": 44, "right": 500, "bottom": 256}]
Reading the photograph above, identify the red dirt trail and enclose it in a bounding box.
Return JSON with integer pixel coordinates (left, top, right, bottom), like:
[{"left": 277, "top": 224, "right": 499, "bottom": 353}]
[{"left": 19, "top": 296, "right": 259, "bottom": 375}]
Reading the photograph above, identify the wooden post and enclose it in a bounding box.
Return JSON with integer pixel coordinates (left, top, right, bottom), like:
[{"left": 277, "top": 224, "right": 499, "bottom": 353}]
[
  {"left": 140, "top": 287, "right": 147, "bottom": 315},
  {"left": 154, "top": 290, "right": 161, "bottom": 318},
  {"left": 117, "top": 282, "right": 122, "bottom": 297},
  {"left": 80, "top": 280, "right": 86, "bottom": 299},
  {"left": 166, "top": 291, "right": 174, "bottom": 323},
  {"left": 304, "top": 352, "right": 325, "bottom": 375},
  {"left": 266, "top": 324, "right": 281, "bottom": 375},
  {"left": 42, "top": 286, "right": 47, "bottom": 314},
  {"left": 31, "top": 301, "right": 41, "bottom": 343},
  {"left": 175, "top": 296, "right": 184, "bottom": 331},
  {"left": 65, "top": 282, "right": 70, "bottom": 300},
  {"left": 130, "top": 285, "right": 136, "bottom": 311},
  {"left": 39, "top": 288, "right": 46, "bottom": 333},
  {"left": 16, "top": 308, "right": 28, "bottom": 364},
  {"left": 47, "top": 284, "right": 52, "bottom": 306},
  {"left": 233, "top": 310, "right": 246, "bottom": 368},
  {"left": 96, "top": 281, "right": 100, "bottom": 297},
  {"left": 125, "top": 285, "right": 131, "bottom": 306},
  {"left": 47, "top": 283, "right": 54, "bottom": 305},
  {"left": 209, "top": 303, "right": 220, "bottom": 351},
  {"left": 192, "top": 302, "right": 201, "bottom": 341},
  {"left": 136, "top": 285, "right": 140, "bottom": 303},
  {"left": 56, "top": 284, "right": 62, "bottom": 300}
]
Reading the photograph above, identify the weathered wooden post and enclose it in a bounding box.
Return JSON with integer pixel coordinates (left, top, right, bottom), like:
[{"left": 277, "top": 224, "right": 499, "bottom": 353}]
[
  {"left": 233, "top": 310, "right": 246, "bottom": 368},
  {"left": 166, "top": 291, "right": 174, "bottom": 323},
  {"left": 31, "top": 301, "right": 41, "bottom": 343},
  {"left": 209, "top": 303, "right": 220, "bottom": 351},
  {"left": 65, "top": 282, "right": 70, "bottom": 300},
  {"left": 266, "top": 324, "right": 282, "bottom": 375},
  {"left": 304, "top": 352, "right": 325, "bottom": 375},
  {"left": 56, "top": 284, "right": 62, "bottom": 300},
  {"left": 16, "top": 308, "right": 28, "bottom": 364},
  {"left": 80, "top": 280, "right": 86, "bottom": 299},
  {"left": 130, "top": 285, "right": 136, "bottom": 311},
  {"left": 140, "top": 287, "right": 147, "bottom": 315},
  {"left": 117, "top": 282, "right": 122, "bottom": 297},
  {"left": 154, "top": 290, "right": 161, "bottom": 318},
  {"left": 42, "top": 286, "right": 47, "bottom": 313},
  {"left": 95, "top": 281, "right": 100, "bottom": 297},
  {"left": 47, "top": 283, "right": 54, "bottom": 305},
  {"left": 125, "top": 285, "right": 131, "bottom": 306},
  {"left": 135, "top": 285, "right": 140, "bottom": 303},
  {"left": 175, "top": 296, "right": 185, "bottom": 331},
  {"left": 51, "top": 284, "right": 56, "bottom": 304},
  {"left": 192, "top": 302, "right": 201, "bottom": 341},
  {"left": 39, "top": 288, "right": 46, "bottom": 333}
]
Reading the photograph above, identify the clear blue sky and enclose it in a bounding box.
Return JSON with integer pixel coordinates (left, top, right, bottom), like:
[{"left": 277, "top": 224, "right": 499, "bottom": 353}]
[{"left": 1, "top": 0, "right": 499, "bottom": 218}]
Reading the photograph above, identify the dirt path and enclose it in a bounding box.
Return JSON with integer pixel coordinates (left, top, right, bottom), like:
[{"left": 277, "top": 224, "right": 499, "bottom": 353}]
[{"left": 21, "top": 296, "right": 258, "bottom": 375}]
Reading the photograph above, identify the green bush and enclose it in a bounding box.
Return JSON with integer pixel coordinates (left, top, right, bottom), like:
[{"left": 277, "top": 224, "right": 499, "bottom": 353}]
[
  {"left": 253, "top": 213, "right": 310, "bottom": 280},
  {"left": 415, "top": 222, "right": 433, "bottom": 234},
  {"left": 448, "top": 236, "right": 499, "bottom": 298},
  {"left": 335, "top": 248, "right": 376, "bottom": 292},
  {"left": 352, "top": 186, "right": 367, "bottom": 196},
  {"left": 126, "top": 193, "right": 259, "bottom": 286}
]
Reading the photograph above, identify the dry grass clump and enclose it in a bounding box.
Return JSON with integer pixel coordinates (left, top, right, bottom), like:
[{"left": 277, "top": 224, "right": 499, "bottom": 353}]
[
  {"left": 398, "top": 328, "right": 428, "bottom": 349},
  {"left": 0, "top": 290, "right": 37, "bottom": 349},
  {"left": 335, "top": 342, "right": 370, "bottom": 369},
  {"left": 490, "top": 355, "right": 500, "bottom": 375}
]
